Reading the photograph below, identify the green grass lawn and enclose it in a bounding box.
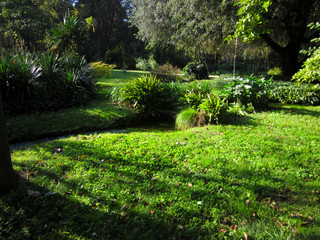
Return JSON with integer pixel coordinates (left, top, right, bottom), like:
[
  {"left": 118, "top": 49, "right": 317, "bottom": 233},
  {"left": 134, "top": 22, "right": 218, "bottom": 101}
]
[{"left": 2, "top": 103, "right": 320, "bottom": 239}]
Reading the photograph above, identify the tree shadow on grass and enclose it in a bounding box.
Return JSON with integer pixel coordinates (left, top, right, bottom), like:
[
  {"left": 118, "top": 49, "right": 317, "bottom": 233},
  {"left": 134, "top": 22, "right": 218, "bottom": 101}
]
[
  {"left": 3, "top": 170, "right": 192, "bottom": 240},
  {"left": 268, "top": 104, "right": 320, "bottom": 117},
  {"left": 8, "top": 146, "right": 212, "bottom": 239},
  {"left": 7, "top": 133, "right": 320, "bottom": 239}
]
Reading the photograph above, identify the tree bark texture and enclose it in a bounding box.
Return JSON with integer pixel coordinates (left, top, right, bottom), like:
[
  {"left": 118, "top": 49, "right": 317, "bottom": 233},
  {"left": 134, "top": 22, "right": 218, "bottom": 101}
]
[{"left": 0, "top": 93, "right": 17, "bottom": 194}]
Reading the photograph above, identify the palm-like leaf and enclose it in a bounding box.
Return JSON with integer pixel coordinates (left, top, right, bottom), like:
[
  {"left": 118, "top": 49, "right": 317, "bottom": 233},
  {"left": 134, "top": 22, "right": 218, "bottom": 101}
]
[{"left": 50, "top": 14, "right": 86, "bottom": 55}]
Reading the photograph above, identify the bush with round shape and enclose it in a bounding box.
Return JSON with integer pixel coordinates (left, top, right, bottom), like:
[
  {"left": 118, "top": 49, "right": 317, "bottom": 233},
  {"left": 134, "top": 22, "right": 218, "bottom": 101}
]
[{"left": 120, "top": 74, "right": 180, "bottom": 118}]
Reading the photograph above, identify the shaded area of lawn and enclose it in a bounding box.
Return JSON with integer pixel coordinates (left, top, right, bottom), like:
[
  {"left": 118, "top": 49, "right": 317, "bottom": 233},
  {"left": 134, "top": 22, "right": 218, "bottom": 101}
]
[
  {"left": 6, "top": 70, "right": 146, "bottom": 143},
  {"left": 4, "top": 105, "right": 320, "bottom": 239},
  {"left": 7, "top": 103, "right": 136, "bottom": 144}
]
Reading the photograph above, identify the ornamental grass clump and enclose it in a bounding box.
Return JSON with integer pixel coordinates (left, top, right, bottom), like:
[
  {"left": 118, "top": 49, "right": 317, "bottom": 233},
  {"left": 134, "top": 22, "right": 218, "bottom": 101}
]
[{"left": 175, "top": 107, "right": 206, "bottom": 130}]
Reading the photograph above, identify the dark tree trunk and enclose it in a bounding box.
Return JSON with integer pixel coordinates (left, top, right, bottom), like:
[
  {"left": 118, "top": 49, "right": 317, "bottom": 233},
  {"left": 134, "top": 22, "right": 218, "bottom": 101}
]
[
  {"left": 259, "top": 0, "right": 317, "bottom": 77},
  {"left": 280, "top": 43, "right": 301, "bottom": 77},
  {"left": 261, "top": 34, "right": 305, "bottom": 78},
  {"left": 0, "top": 93, "right": 17, "bottom": 194}
]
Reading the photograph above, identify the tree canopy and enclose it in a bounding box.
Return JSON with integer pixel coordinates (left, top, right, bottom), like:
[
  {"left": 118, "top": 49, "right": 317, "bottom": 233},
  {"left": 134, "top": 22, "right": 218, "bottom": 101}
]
[
  {"left": 130, "top": 0, "right": 237, "bottom": 58},
  {"left": 131, "top": 0, "right": 320, "bottom": 76}
]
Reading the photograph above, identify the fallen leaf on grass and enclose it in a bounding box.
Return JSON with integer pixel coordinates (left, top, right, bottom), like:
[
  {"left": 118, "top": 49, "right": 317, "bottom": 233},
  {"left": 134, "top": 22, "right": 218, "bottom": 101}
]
[
  {"left": 27, "top": 190, "right": 40, "bottom": 198},
  {"left": 121, "top": 204, "right": 127, "bottom": 211},
  {"left": 244, "top": 232, "right": 248, "bottom": 240}
]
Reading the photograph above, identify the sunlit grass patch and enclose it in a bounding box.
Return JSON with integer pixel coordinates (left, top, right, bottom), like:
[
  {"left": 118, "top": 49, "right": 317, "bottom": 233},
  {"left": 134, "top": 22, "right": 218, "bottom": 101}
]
[{"left": 4, "top": 105, "right": 320, "bottom": 239}]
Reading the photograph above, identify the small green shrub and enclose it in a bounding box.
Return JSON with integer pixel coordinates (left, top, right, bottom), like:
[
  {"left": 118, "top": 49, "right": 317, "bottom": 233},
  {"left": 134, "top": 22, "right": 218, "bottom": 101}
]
[
  {"left": 182, "top": 81, "right": 213, "bottom": 107},
  {"left": 120, "top": 74, "right": 179, "bottom": 118},
  {"left": 183, "top": 62, "right": 208, "bottom": 80},
  {"left": 135, "top": 56, "right": 158, "bottom": 71},
  {"left": 89, "top": 61, "right": 116, "bottom": 79},
  {"left": 221, "top": 76, "right": 272, "bottom": 108},
  {"left": 198, "top": 94, "right": 228, "bottom": 124},
  {"left": 152, "top": 62, "right": 182, "bottom": 83},
  {"left": 267, "top": 67, "right": 281, "bottom": 76}
]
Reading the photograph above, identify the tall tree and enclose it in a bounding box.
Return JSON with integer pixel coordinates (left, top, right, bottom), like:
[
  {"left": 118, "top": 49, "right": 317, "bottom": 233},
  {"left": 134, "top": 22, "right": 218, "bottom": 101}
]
[
  {"left": 0, "top": 0, "right": 51, "bottom": 51},
  {"left": 0, "top": 92, "right": 17, "bottom": 194},
  {"left": 130, "top": 0, "right": 237, "bottom": 59},
  {"left": 75, "top": 0, "right": 129, "bottom": 60},
  {"left": 131, "top": 0, "right": 320, "bottom": 76},
  {"left": 231, "top": 0, "right": 320, "bottom": 76}
]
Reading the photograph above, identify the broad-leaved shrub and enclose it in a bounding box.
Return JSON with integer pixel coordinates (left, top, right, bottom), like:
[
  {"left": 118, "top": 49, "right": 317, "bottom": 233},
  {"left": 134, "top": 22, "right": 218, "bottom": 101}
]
[
  {"left": 221, "top": 76, "right": 272, "bottom": 108},
  {"left": 292, "top": 48, "right": 320, "bottom": 83},
  {"left": 270, "top": 82, "right": 320, "bottom": 105}
]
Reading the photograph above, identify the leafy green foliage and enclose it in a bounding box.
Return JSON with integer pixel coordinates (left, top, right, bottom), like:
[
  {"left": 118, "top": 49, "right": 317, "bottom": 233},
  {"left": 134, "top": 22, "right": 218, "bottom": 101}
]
[
  {"left": 120, "top": 74, "right": 179, "bottom": 118},
  {"left": 182, "top": 81, "right": 213, "bottom": 107},
  {"left": 198, "top": 94, "right": 228, "bottom": 124},
  {"left": 179, "top": 81, "right": 228, "bottom": 126},
  {"left": 0, "top": 51, "right": 97, "bottom": 114},
  {"left": 183, "top": 62, "right": 208, "bottom": 80},
  {"left": 292, "top": 48, "right": 320, "bottom": 83},
  {"left": 152, "top": 62, "right": 182, "bottom": 83},
  {"left": 270, "top": 82, "right": 320, "bottom": 105},
  {"left": 50, "top": 14, "right": 87, "bottom": 55},
  {"left": 89, "top": 61, "right": 115, "bottom": 79},
  {"left": 233, "top": 0, "right": 271, "bottom": 41},
  {"left": 222, "top": 76, "right": 272, "bottom": 108},
  {"left": 233, "top": 0, "right": 319, "bottom": 76},
  {"left": 135, "top": 56, "right": 158, "bottom": 71}
]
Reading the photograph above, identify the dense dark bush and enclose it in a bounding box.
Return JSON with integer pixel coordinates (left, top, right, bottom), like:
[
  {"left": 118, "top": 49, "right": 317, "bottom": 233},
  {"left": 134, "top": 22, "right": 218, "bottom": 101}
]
[
  {"left": 0, "top": 51, "right": 97, "bottom": 114},
  {"left": 183, "top": 62, "right": 208, "bottom": 80}
]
